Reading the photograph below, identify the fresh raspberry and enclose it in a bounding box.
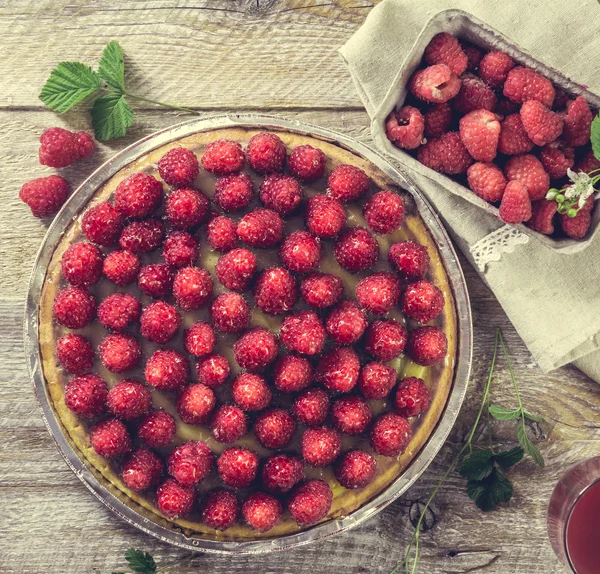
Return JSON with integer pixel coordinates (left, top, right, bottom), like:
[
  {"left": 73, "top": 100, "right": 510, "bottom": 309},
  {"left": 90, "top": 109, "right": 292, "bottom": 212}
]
[
  {"left": 325, "top": 301, "right": 368, "bottom": 345},
  {"left": 528, "top": 199, "right": 558, "bottom": 235},
  {"left": 206, "top": 216, "right": 237, "bottom": 252},
  {"left": 201, "top": 489, "right": 240, "bottom": 530},
  {"left": 363, "top": 190, "right": 405, "bottom": 235},
  {"left": 208, "top": 292, "right": 249, "bottom": 334},
  {"left": 53, "top": 286, "right": 96, "bottom": 329},
  {"left": 262, "top": 454, "right": 304, "bottom": 493},
  {"left": 90, "top": 418, "right": 132, "bottom": 458},
  {"left": 166, "top": 187, "right": 210, "bottom": 229},
  {"left": 462, "top": 44, "right": 484, "bottom": 71},
  {"left": 503, "top": 66, "right": 555, "bottom": 107},
  {"left": 417, "top": 132, "right": 473, "bottom": 174},
  {"left": 539, "top": 141, "right": 575, "bottom": 179},
  {"left": 57, "top": 334, "right": 94, "bottom": 375},
  {"left": 394, "top": 377, "right": 431, "bottom": 417},
  {"left": 279, "top": 231, "right": 321, "bottom": 273},
  {"left": 334, "top": 226, "right": 379, "bottom": 272},
  {"left": 114, "top": 173, "right": 163, "bottom": 219},
  {"left": 107, "top": 379, "right": 152, "bottom": 420},
  {"left": 288, "top": 480, "right": 332, "bottom": 525},
  {"left": 61, "top": 242, "right": 103, "bottom": 288},
  {"left": 173, "top": 266, "right": 213, "bottom": 311},
  {"left": 288, "top": 144, "right": 326, "bottom": 181},
  {"left": 272, "top": 354, "right": 312, "bottom": 393},
  {"left": 99, "top": 334, "right": 141, "bottom": 373},
  {"left": 301, "top": 426, "right": 342, "bottom": 467},
  {"left": 98, "top": 293, "right": 141, "bottom": 332},
  {"left": 214, "top": 172, "right": 254, "bottom": 212},
  {"left": 158, "top": 147, "right": 200, "bottom": 187},
  {"left": 184, "top": 322, "right": 216, "bottom": 356},
  {"left": 305, "top": 194, "right": 346, "bottom": 238},
  {"left": 254, "top": 408, "right": 296, "bottom": 449},
  {"left": 364, "top": 320, "right": 408, "bottom": 362},
  {"left": 423, "top": 103, "right": 453, "bottom": 138},
  {"left": 453, "top": 74, "right": 497, "bottom": 115},
  {"left": 20, "top": 175, "right": 70, "bottom": 218},
  {"left": 215, "top": 248, "right": 257, "bottom": 291},
  {"left": 300, "top": 272, "right": 344, "bottom": 308},
  {"left": 122, "top": 448, "right": 163, "bottom": 492},
  {"left": 563, "top": 97, "right": 593, "bottom": 146},
  {"left": 466, "top": 162, "right": 507, "bottom": 203},
  {"left": 331, "top": 396, "right": 372, "bottom": 435},
  {"left": 335, "top": 450, "right": 377, "bottom": 490},
  {"left": 237, "top": 208, "right": 284, "bottom": 248},
  {"left": 102, "top": 250, "right": 140, "bottom": 286},
  {"left": 196, "top": 354, "right": 230, "bottom": 387},
  {"left": 139, "top": 301, "right": 181, "bottom": 344},
  {"left": 479, "top": 51, "right": 515, "bottom": 88},
  {"left": 254, "top": 267, "right": 298, "bottom": 315},
  {"left": 406, "top": 326, "right": 448, "bottom": 366},
  {"left": 496, "top": 97, "right": 520, "bottom": 116},
  {"left": 355, "top": 272, "right": 402, "bottom": 315},
  {"left": 163, "top": 231, "right": 198, "bottom": 267},
  {"left": 233, "top": 327, "right": 279, "bottom": 371},
  {"left": 520, "top": 100, "right": 563, "bottom": 146},
  {"left": 242, "top": 492, "right": 283, "bottom": 532},
  {"left": 201, "top": 139, "right": 245, "bottom": 175},
  {"left": 385, "top": 106, "right": 425, "bottom": 149},
  {"left": 358, "top": 362, "right": 397, "bottom": 400},
  {"left": 279, "top": 310, "right": 326, "bottom": 355},
  {"left": 459, "top": 109, "right": 500, "bottom": 162},
  {"left": 576, "top": 148, "right": 600, "bottom": 173},
  {"left": 218, "top": 447, "right": 259, "bottom": 488},
  {"left": 232, "top": 373, "right": 272, "bottom": 411},
  {"left": 315, "top": 347, "right": 360, "bottom": 393},
  {"left": 408, "top": 64, "right": 461, "bottom": 103},
  {"left": 145, "top": 349, "right": 189, "bottom": 390},
  {"left": 156, "top": 478, "right": 195, "bottom": 519},
  {"left": 82, "top": 202, "right": 124, "bottom": 246},
  {"left": 137, "top": 410, "right": 176, "bottom": 447},
  {"left": 259, "top": 173, "right": 303, "bottom": 215},
  {"left": 424, "top": 33, "right": 468, "bottom": 75},
  {"left": 38, "top": 127, "right": 94, "bottom": 168},
  {"left": 177, "top": 383, "right": 216, "bottom": 424},
  {"left": 247, "top": 132, "right": 286, "bottom": 174},
  {"left": 292, "top": 388, "right": 330, "bottom": 426},
  {"left": 504, "top": 155, "right": 550, "bottom": 201},
  {"left": 400, "top": 279, "right": 445, "bottom": 324},
  {"left": 119, "top": 218, "right": 165, "bottom": 253},
  {"left": 370, "top": 412, "right": 411, "bottom": 457},
  {"left": 211, "top": 405, "right": 248, "bottom": 443},
  {"left": 560, "top": 208, "right": 592, "bottom": 239},
  {"left": 64, "top": 374, "right": 107, "bottom": 418},
  {"left": 388, "top": 240, "right": 430, "bottom": 280},
  {"left": 138, "top": 263, "right": 174, "bottom": 299},
  {"left": 327, "top": 164, "right": 370, "bottom": 203}
]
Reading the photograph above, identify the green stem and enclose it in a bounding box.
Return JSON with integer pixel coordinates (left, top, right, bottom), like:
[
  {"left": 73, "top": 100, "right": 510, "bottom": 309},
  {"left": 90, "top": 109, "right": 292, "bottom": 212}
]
[{"left": 124, "top": 92, "right": 201, "bottom": 115}]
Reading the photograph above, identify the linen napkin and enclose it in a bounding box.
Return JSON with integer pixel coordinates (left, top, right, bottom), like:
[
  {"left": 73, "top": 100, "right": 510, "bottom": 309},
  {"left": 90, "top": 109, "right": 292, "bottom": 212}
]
[{"left": 340, "top": 0, "right": 600, "bottom": 381}]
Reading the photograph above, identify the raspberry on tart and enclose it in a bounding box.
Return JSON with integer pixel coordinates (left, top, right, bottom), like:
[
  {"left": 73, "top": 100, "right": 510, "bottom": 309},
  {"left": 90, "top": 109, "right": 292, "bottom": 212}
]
[
  {"left": 177, "top": 383, "right": 216, "bottom": 425},
  {"left": 158, "top": 147, "right": 199, "bottom": 187},
  {"left": 106, "top": 379, "right": 152, "bottom": 420},
  {"left": 242, "top": 492, "right": 283, "bottom": 532},
  {"left": 64, "top": 374, "right": 108, "bottom": 418},
  {"left": 122, "top": 448, "right": 163, "bottom": 492},
  {"left": 288, "top": 480, "right": 333, "bottom": 526},
  {"left": 302, "top": 426, "right": 342, "bottom": 467},
  {"left": 119, "top": 218, "right": 165, "bottom": 253},
  {"left": 210, "top": 292, "right": 250, "bottom": 334},
  {"left": 167, "top": 441, "right": 213, "bottom": 486},
  {"left": 218, "top": 447, "right": 260, "bottom": 488},
  {"left": 99, "top": 334, "right": 142, "bottom": 373},
  {"left": 254, "top": 267, "right": 298, "bottom": 315},
  {"left": 53, "top": 286, "right": 96, "bottom": 329},
  {"left": 139, "top": 301, "right": 181, "bottom": 344},
  {"left": 335, "top": 450, "right": 377, "bottom": 489},
  {"left": 138, "top": 263, "right": 174, "bottom": 299},
  {"left": 259, "top": 173, "right": 303, "bottom": 215},
  {"left": 232, "top": 373, "right": 272, "bottom": 411},
  {"left": 331, "top": 396, "right": 372, "bottom": 435},
  {"left": 233, "top": 327, "right": 279, "bottom": 371},
  {"left": 214, "top": 172, "right": 254, "bottom": 212},
  {"left": 254, "top": 408, "right": 296, "bottom": 449},
  {"left": 370, "top": 412, "right": 412, "bottom": 457},
  {"left": 325, "top": 300, "right": 368, "bottom": 345},
  {"left": 166, "top": 187, "right": 210, "bottom": 229},
  {"left": 292, "top": 387, "right": 330, "bottom": 426},
  {"left": 196, "top": 354, "right": 231, "bottom": 388},
  {"left": 201, "top": 489, "right": 240, "bottom": 530},
  {"left": 289, "top": 144, "right": 326, "bottom": 181},
  {"left": 315, "top": 347, "right": 361, "bottom": 393},
  {"left": 237, "top": 208, "right": 284, "bottom": 248},
  {"left": 300, "top": 273, "right": 344, "bottom": 308},
  {"left": 272, "top": 354, "right": 312, "bottom": 393},
  {"left": 279, "top": 231, "right": 321, "bottom": 273},
  {"left": 61, "top": 242, "right": 103, "bottom": 287},
  {"left": 201, "top": 139, "right": 245, "bottom": 175},
  {"left": 103, "top": 250, "right": 141, "bottom": 286},
  {"left": 261, "top": 454, "right": 305, "bottom": 493},
  {"left": 358, "top": 362, "right": 397, "bottom": 400},
  {"left": 173, "top": 266, "right": 213, "bottom": 311},
  {"left": 114, "top": 173, "right": 163, "bottom": 219},
  {"left": 305, "top": 194, "right": 346, "bottom": 238},
  {"left": 334, "top": 226, "right": 379, "bottom": 272},
  {"left": 137, "top": 410, "right": 176, "bottom": 448},
  {"left": 90, "top": 418, "right": 132, "bottom": 458},
  {"left": 57, "top": 334, "right": 94, "bottom": 374},
  {"left": 355, "top": 272, "right": 402, "bottom": 315},
  {"left": 156, "top": 478, "right": 195, "bottom": 519},
  {"left": 364, "top": 320, "right": 408, "bottom": 362},
  {"left": 210, "top": 405, "right": 248, "bottom": 443},
  {"left": 215, "top": 248, "right": 257, "bottom": 291},
  {"left": 280, "top": 310, "right": 326, "bottom": 355},
  {"left": 184, "top": 322, "right": 216, "bottom": 357},
  {"left": 98, "top": 292, "right": 141, "bottom": 332},
  {"left": 247, "top": 132, "right": 286, "bottom": 173},
  {"left": 206, "top": 216, "right": 238, "bottom": 252},
  {"left": 145, "top": 349, "right": 189, "bottom": 390},
  {"left": 394, "top": 377, "right": 432, "bottom": 418},
  {"left": 163, "top": 231, "right": 198, "bottom": 268}
]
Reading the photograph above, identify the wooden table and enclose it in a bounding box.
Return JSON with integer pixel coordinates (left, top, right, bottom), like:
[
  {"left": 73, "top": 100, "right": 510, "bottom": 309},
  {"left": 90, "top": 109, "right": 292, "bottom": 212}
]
[{"left": 0, "top": 2, "right": 598, "bottom": 573}]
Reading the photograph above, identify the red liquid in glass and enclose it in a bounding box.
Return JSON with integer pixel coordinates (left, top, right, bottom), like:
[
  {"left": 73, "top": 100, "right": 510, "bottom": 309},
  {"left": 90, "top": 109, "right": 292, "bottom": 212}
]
[{"left": 566, "top": 480, "right": 600, "bottom": 574}]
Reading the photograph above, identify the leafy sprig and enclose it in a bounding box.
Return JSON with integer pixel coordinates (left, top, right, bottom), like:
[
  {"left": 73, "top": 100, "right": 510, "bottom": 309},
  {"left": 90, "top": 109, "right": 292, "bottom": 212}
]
[{"left": 112, "top": 548, "right": 195, "bottom": 574}]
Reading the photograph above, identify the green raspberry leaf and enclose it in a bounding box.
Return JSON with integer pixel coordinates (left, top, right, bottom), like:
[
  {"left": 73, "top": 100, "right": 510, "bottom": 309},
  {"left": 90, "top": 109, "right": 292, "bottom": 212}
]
[
  {"left": 591, "top": 115, "right": 600, "bottom": 162},
  {"left": 523, "top": 410, "right": 544, "bottom": 423},
  {"left": 39, "top": 61, "right": 101, "bottom": 113},
  {"left": 488, "top": 404, "right": 521, "bottom": 421},
  {"left": 99, "top": 40, "right": 126, "bottom": 91},
  {"left": 460, "top": 449, "right": 494, "bottom": 481},
  {"left": 467, "top": 467, "right": 513, "bottom": 512},
  {"left": 494, "top": 447, "right": 524, "bottom": 469},
  {"left": 517, "top": 422, "right": 545, "bottom": 468},
  {"left": 125, "top": 548, "right": 156, "bottom": 573},
  {"left": 91, "top": 93, "right": 134, "bottom": 140}
]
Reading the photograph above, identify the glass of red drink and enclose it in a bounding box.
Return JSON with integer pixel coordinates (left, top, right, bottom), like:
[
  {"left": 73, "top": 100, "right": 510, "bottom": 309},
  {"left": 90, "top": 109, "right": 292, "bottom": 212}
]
[{"left": 547, "top": 456, "right": 600, "bottom": 574}]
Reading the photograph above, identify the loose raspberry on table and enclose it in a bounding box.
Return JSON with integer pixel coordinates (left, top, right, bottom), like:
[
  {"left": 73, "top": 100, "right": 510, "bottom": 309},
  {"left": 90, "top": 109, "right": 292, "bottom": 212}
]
[
  {"left": 237, "top": 208, "right": 284, "bottom": 248},
  {"left": 90, "top": 418, "right": 132, "bottom": 458},
  {"left": 64, "top": 374, "right": 107, "bottom": 418},
  {"left": 232, "top": 373, "right": 272, "bottom": 411},
  {"left": 292, "top": 388, "right": 330, "bottom": 426},
  {"left": 503, "top": 66, "right": 555, "bottom": 108},
  {"left": 173, "top": 266, "right": 213, "bottom": 311},
  {"left": 424, "top": 32, "right": 468, "bottom": 75},
  {"left": 363, "top": 190, "right": 405, "bottom": 235},
  {"left": 463, "top": 43, "right": 484, "bottom": 71},
  {"left": 528, "top": 199, "right": 558, "bottom": 235},
  {"left": 163, "top": 231, "right": 198, "bottom": 267},
  {"left": 409, "top": 64, "right": 461, "bottom": 103},
  {"left": 57, "top": 334, "right": 94, "bottom": 374},
  {"left": 327, "top": 164, "right": 370, "bottom": 203},
  {"left": 254, "top": 408, "right": 296, "bottom": 449},
  {"left": 358, "top": 362, "right": 397, "bottom": 400},
  {"left": 498, "top": 114, "right": 534, "bottom": 156},
  {"left": 201, "top": 489, "right": 240, "bottom": 530},
  {"left": 563, "top": 97, "right": 593, "bottom": 146},
  {"left": 218, "top": 447, "right": 259, "bottom": 488},
  {"left": 289, "top": 144, "right": 326, "bottom": 181},
  {"left": 184, "top": 322, "right": 216, "bottom": 357},
  {"left": 139, "top": 301, "right": 181, "bottom": 344},
  {"left": 561, "top": 208, "right": 592, "bottom": 239},
  {"left": 259, "top": 173, "right": 303, "bottom": 215},
  {"left": 394, "top": 377, "right": 431, "bottom": 417},
  {"left": 158, "top": 147, "right": 200, "bottom": 187},
  {"left": 272, "top": 354, "right": 312, "bottom": 393},
  {"left": 211, "top": 405, "right": 248, "bottom": 443},
  {"left": 388, "top": 240, "right": 430, "bottom": 281},
  {"left": 466, "top": 162, "right": 507, "bottom": 203},
  {"left": 364, "top": 320, "right": 408, "bottom": 362},
  {"left": 279, "top": 230, "right": 321, "bottom": 273},
  {"left": 114, "top": 173, "right": 163, "bottom": 219},
  {"left": 315, "top": 347, "right": 360, "bottom": 393},
  {"left": 262, "top": 454, "right": 304, "bottom": 493},
  {"left": 400, "top": 279, "right": 445, "bottom": 324},
  {"left": 107, "top": 379, "right": 152, "bottom": 420},
  {"left": 215, "top": 247, "right": 257, "bottom": 291},
  {"left": 423, "top": 103, "right": 453, "bottom": 139},
  {"left": 145, "top": 349, "right": 189, "bottom": 391},
  {"left": 520, "top": 100, "right": 563, "bottom": 146},
  {"left": 201, "top": 139, "right": 245, "bottom": 175},
  {"left": 53, "top": 286, "right": 96, "bottom": 329},
  {"left": 300, "top": 272, "right": 344, "bottom": 309},
  {"left": 331, "top": 396, "right": 372, "bottom": 435},
  {"left": 370, "top": 412, "right": 411, "bottom": 457},
  {"left": 406, "top": 326, "right": 448, "bottom": 366},
  {"left": 452, "top": 74, "right": 497, "bottom": 115},
  {"left": 325, "top": 300, "right": 367, "bottom": 345},
  {"left": 210, "top": 292, "right": 250, "bottom": 334},
  {"left": 242, "top": 492, "right": 283, "bottom": 532},
  {"left": 122, "top": 448, "right": 163, "bottom": 492},
  {"left": 288, "top": 480, "right": 332, "bottom": 525},
  {"left": 479, "top": 51, "right": 515, "bottom": 88},
  {"left": 99, "top": 334, "right": 142, "bottom": 373},
  {"left": 177, "top": 383, "right": 216, "bottom": 425},
  {"left": 356, "top": 272, "right": 402, "bottom": 315},
  {"left": 459, "top": 109, "right": 501, "bottom": 162},
  {"left": 280, "top": 310, "right": 326, "bottom": 355},
  {"left": 20, "top": 175, "right": 70, "bottom": 218},
  {"left": 156, "top": 478, "right": 195, "bottom": 519},
  {"left": 305, "top": 194, "right": 346, "bottom": 238},
  {"left": 539, "top": 141, "right": 575, "bottom": 180},
  {"left": 334, "top": 226, "right": 379, "bottom": 272},
  {"left": 247, "top": 132, "right": 286, "bottom": 174},
  {"left": 61, "top": 242, "right": 103, "bottom": 288},
  {"left": 385, "top": 106, "right": 425, "bottom": 150},
  {"left": 137, "top": 410, "right": 176, "bottom": 447},
  {"left": 206, "top": 216, "right": 238, "bottom": 252},
  {"left": 504, "top": 154, "right": 550, "bottom": 201},
  {"left": 137, "top": 263, "right": 174, "bottom": 299},
  {"left": 233, "top": 327, "right": 279, "bottom": 371},
  {"left": 38, "top": 127, "right": 94, "bottom": 168},
  {"left": 417, "top": 132, "right": 473, "bottom": 174},
  {"left": 254, "top": 267, "right": 298, "bottom": 315},
  {"left": 166, "top": 187, "right": 210, "bottom": 229},
  {"left": 98, "top": 293, "right": 141, "bottom": 332},
  {"left": 102, "top": 250, "right": 141, "bottom": 286},
  {"left": 196, "top": 354, "right": 230, "bottom": 387},
  {"left": 214, "top": 172, "right": 254, "bottom": 212},
  {"left": 82, "top": 202, "right": 124, "bottom": 246},
  {"left": 335, "top": 450, "right": 377, "bottom": 490},
  {"left": 119, "top": 218, "right": 165, "bottom": 253},
  {"left": 302, "top": 426, "right": 342, "bottom": 467}
]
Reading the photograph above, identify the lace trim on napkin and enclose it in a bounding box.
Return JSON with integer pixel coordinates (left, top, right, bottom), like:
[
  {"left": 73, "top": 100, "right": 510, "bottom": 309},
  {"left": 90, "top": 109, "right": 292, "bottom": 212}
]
[{"left": 470, "top": 225, "right": 530, "bottom": 272}]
